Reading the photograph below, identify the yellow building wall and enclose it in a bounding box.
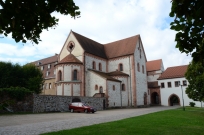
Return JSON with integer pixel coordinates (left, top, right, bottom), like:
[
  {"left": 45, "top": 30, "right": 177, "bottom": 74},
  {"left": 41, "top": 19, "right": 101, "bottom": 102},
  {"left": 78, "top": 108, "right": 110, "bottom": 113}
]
[{"left": 41, "top": 78, "right": 56, "bottom": 95}]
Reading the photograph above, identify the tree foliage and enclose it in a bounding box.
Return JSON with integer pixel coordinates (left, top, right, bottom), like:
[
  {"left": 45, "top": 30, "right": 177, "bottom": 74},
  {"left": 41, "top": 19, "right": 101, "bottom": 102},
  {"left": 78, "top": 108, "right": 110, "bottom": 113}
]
[
  {"left": 0, "top": 0, "right": 80, "bottom": 44},
  {"left": 0, "top": 61, "right": 44, "bottom": 94},
  {"left": 170, "top": 0, "right": 204, "bottom": 62},
  {"left": 185, "top": 61, "right": 204, "bottom": 101}
]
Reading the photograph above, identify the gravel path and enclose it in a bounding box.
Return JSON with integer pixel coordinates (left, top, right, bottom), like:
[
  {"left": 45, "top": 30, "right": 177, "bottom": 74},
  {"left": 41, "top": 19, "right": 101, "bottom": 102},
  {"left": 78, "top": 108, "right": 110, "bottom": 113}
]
[{"left": 0, "top": 106, "right": 178, "bottom": 135}]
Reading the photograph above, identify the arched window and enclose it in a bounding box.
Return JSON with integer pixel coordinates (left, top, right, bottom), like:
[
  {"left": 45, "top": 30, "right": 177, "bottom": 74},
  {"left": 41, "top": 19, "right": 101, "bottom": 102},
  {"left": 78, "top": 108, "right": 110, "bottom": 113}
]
[
  {"left": 92, "top": 61, "right": 96, "bottom": 69},
  {"left": 58, "top": 70, "right": 62, "bottom": 81},
  {"left": 119, "top": 63, "right": 123, "bottom": 71},
  {"left": 113, "top": 85, "right": 115, "bottom": 90},
  {"left": 99, "top": 63, "right": 102, "bottom": 71},
  {"left": 95, "top": 85, "right": 98, "bottom": 90},
  {"left": 73, "top": 70, "right": 77, "bottom": 80},
  {"left": 137, "top": 63, "right": 140, "bottom": 72},
  {"left": 99, "top": 86, "right": 103, "bottom": 93},
  {"left": 142, "top": 65, "right": 144, "bottom": 74},
  {"left": 122, "top": 84, "right": 125, "bottom": 91}
]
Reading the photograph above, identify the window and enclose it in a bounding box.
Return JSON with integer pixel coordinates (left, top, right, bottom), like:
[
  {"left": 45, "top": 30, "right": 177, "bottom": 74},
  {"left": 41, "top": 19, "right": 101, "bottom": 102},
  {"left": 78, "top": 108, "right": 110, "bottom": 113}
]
[
  {"left": 99, "top": 86, "right": 103, "bottom": 93},
  {"left": 58, "top": 71, "right": 62, "bottom": 81},
  {"left": 49, "top": 83, "right": 52, "bottom": 89},
  {"left": 92, "top": 61, "right": 96, "bottom": 69},
  {"left": 175, "top": 81, "right": 180, "bottom": 87},
  {"left": 122, "top": 84, "right": 125, "bottom": 91},
  {"left": 183, "top": 80, "right": 187, "bottom": 86},
  {"left": 167, "top": 82, "right": 171, "bottom": 88},
  {"left": 119, "top": 63, "right": 123, "bottom": 71},
  {"left": 46, "top": 71, "right": 50, "bottom": 76},
  {"left": 113, "top": 85, "right": 115, "bottom": 90},
  {"left": 41, "top": 66, "right": 44, "bottom": 70},
  {"left": 142, "top": 65, "right": 144, "bottom": 74},
  {"left": 95, "top": 85, "right": 98, "bottom": 90},
  {"left": 73, "top": 70, "right": 77, "bottom": 80},
  {"left": 161, "top": 82, "right": 165, "bottom": 88},
  {"left": 42, "top": 84, "right": 44, "bottom": 89},
  {"left": 137, "top": 63, "right": 140, "bottom": 72},
  {"left": 99, "top": 63, "right": 102, "bottom": 71},
  {"left": 54, "top": 70, "right": 56, "bottom": 75},
  {"left": 48, "top": 64, "right": 51, "bottom": 69},
  {"left": 44, "top": 83, "right": 47, "bottom": 89}
]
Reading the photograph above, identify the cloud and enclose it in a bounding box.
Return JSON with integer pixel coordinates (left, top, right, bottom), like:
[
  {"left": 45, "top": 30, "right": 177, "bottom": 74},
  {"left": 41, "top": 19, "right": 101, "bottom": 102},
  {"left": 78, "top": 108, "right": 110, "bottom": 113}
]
[{"left": 0, "top": 0, "right": 192, "bottom": 68}]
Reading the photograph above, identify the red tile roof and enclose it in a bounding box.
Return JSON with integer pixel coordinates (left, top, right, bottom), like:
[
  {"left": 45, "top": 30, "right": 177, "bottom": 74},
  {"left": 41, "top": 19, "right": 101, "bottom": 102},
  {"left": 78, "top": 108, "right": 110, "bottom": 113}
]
[
  {"left": 146, "top": 59, "right": 162, "bottom": 72},
  {"left": 89, "top": 69, "right": 121, "bottom": 82},
  {"left": 57, "top": 53, "right": 82, "bottom": 65},
  {"left": 104, "top": 35, "right": 139, "bottom": 59},
  {"left": 108, "top": 70, "right": 129, "bottom": 76},
  {"left": 31, "top": 54, "right": 58, "bottom": 78},
  {"left": 157, "top": 65, "right": 188, "bottom": 80},
  {"left": 148, "top": 81, "right": 159, "bottom": 88},
  {"left": 72, "top": 31, "right": 107, "bottom": 59}
]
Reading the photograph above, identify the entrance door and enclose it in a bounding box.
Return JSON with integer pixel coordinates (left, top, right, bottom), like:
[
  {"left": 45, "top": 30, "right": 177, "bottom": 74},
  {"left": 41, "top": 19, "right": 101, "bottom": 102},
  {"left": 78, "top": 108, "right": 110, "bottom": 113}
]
[
  {"left": 169, "top": 94, "right": 180, "bottom": 106},
  {"left": 151, "top": 92, "right": 159, "bottom": 104},
  {"left": 144, "top": 92, "right": 147, "bottom": 105}
]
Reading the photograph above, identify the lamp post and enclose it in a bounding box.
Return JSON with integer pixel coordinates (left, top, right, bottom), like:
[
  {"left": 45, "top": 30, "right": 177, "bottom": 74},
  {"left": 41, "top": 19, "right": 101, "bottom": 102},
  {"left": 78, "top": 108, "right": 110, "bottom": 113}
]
[{"left": 180, "top": 84, "right": 185, "bottom": 111}]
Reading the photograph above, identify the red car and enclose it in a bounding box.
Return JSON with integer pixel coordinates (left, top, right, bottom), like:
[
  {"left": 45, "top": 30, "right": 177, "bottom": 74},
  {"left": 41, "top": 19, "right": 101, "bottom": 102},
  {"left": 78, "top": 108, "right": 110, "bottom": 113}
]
[{"left": 69, "top": 102, "right": 97, "bottom": 113}]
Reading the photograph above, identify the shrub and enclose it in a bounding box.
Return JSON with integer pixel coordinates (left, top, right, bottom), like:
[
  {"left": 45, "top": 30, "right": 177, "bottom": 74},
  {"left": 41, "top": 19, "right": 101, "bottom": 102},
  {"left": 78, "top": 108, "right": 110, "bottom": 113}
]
[{"left": 189, "top": 102, "right": 195, "bottom": 107}]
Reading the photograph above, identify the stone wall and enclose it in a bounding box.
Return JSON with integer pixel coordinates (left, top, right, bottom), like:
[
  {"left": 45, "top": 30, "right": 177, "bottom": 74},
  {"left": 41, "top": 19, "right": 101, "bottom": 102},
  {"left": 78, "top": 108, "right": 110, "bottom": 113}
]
[{"left": 33, "top": 94, "right": 105, "bottom": 113}]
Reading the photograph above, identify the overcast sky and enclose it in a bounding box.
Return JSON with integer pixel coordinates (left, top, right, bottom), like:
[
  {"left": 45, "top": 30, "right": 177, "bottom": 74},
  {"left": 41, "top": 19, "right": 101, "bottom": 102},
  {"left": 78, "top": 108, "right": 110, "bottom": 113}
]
[{"left": 0, "top": 0, "right": 192, "bottom": 69}]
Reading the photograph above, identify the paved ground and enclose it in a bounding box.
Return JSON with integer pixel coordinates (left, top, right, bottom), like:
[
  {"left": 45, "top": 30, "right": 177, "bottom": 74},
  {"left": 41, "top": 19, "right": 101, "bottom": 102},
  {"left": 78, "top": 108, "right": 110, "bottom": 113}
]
[{"left": 0, "top": 106, "right": 178, "bottom": 135}]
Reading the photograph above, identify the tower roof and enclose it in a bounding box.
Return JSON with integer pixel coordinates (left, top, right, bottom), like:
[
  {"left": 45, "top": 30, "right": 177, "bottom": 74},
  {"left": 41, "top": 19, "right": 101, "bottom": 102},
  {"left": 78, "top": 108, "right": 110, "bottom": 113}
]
[{"left": 57, "top": 53, "right": 82, "bottom": 65}]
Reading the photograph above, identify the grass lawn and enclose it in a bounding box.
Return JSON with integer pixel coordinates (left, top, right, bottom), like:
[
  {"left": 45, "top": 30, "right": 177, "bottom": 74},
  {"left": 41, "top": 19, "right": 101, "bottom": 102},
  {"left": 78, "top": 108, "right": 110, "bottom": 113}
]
[{"left": 42, "top": 107, "right": 204, "bottom": 135}]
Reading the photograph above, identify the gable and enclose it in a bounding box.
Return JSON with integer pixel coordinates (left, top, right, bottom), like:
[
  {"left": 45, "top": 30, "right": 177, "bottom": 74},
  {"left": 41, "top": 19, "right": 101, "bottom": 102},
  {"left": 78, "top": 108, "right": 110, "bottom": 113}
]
[{"left": 59, "top": 31, "right": 84, "bottom": 62}]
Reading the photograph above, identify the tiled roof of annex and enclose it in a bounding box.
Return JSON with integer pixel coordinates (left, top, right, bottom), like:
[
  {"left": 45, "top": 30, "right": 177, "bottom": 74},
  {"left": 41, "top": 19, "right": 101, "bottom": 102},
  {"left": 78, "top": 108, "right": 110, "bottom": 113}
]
[
  {"left": 88, "top": 69, "right": 121, "bottom": 82},
  {"left": 57, "top": 53, "right": 82, "bottom": 65},
  {"left": 146, "top": 59, "right": 162, "bottom": 72},
  {"left": 157, "top": 65, "right": 188, "bottom": 80}
]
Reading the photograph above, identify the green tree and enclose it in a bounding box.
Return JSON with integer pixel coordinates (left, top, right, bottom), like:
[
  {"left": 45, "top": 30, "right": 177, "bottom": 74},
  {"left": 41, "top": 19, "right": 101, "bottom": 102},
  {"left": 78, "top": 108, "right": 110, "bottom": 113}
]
[
  {"left": 0, "top": 0, "right": 80, "bottom": 44},
  {"left": 185, "top": 61, "right": 204, "bottom": 102},
  {"left": 170, "top": 0, "right": 204, "bottom": 63},
  {"left": 0, "top": 61, "right": 44, "bottom": 94}
]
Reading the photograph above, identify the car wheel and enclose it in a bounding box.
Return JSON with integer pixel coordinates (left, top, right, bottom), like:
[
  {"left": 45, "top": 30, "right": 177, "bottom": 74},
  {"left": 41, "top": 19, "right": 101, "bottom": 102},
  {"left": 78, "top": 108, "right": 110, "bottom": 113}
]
[
  {"left": 92, "top": 111, "right": 95, "bottom": 113},
  {"left": 84, "top": 109, "right": 88, "bottom": 113},
  {"left": 70, "top": 109, "right": 74, "bottom": 113}
]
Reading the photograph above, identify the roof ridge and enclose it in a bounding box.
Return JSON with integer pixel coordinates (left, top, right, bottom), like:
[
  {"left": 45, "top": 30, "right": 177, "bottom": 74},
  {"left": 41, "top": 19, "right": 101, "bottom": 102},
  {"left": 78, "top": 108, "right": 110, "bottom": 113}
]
[{"left": 103, "top": 34, "right": 139, "bottom": 45}]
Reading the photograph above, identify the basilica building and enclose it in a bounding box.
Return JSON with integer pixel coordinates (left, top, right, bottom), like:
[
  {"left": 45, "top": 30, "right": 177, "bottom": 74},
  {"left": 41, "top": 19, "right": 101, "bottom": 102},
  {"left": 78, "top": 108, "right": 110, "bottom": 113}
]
[{"left": 33, "top": 30, "right": 149, "bottom": 108}]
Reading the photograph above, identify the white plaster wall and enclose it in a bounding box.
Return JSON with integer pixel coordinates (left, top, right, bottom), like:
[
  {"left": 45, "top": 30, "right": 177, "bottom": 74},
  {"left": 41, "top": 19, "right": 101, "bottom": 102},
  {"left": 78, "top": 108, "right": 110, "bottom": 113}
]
[
  {"left": 64, "top": 84, "right": 71, "bottom": 96},
  {"left": 64, "top": 66, "right": 71, "bottom": 81},
  {"left": 57, "top": 85, "right": 62, "bottom": 95},
  {"left": 134, "top": 40, "right": 148, "bottom": 106},
  {"left": 59, "top": 32, "right": 84, "bottom": 62},
  {"left": 85, "top": 55, "right": 106, "bottom": 72},
  {"left": 86, "top": 71, "right": 106, "bottom": 96},
  {"left": 108, "top": 57, "right": 131, "bottom": 74},
  {"left": 159, "top": 77, "right": 201, "bottom": 107},
  {"left": 147, "top": 74, "right": 160, "bottom": 82},
  {"left": 73, "top": 84, "right": 81, "bottom": 96},
  {"left": 117, "top": 77, "right": 129, "bottom": 106},
  {"left": 107, "top": 81, "right": 121, "bottom": 107}
]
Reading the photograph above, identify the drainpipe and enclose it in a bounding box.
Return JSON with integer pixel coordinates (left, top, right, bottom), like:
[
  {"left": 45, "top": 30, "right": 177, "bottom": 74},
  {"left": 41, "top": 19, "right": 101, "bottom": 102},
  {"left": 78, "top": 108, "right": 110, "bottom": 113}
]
[
  {"left": 120, "top": 81, "right": 122, "bottom": 108},
  {"left": 129, "top": 56, "right": 132, "bottom": 107}
]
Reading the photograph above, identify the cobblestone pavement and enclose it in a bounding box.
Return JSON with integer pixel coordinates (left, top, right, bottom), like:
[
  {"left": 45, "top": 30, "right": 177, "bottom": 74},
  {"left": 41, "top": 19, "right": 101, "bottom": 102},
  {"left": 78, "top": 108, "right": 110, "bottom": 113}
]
[{"left": 0, "top": 106, "right": 178, "bottom": 135}]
